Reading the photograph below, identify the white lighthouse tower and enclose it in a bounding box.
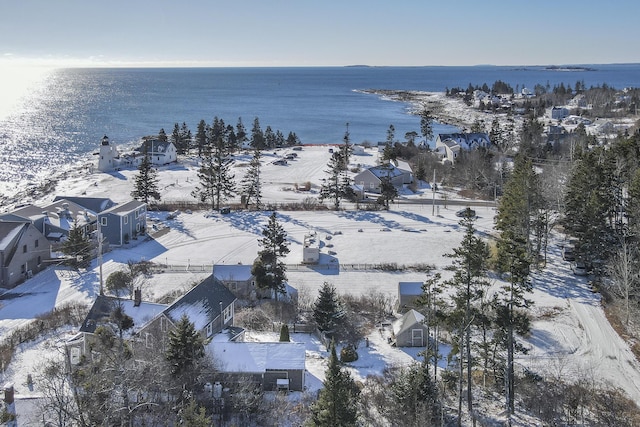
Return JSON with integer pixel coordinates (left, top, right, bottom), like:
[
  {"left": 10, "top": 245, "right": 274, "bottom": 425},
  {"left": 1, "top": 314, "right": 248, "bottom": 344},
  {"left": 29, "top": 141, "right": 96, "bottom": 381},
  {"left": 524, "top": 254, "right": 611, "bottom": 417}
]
[{"left": 97, "top": 135, "right": 118, "bottom": 172}]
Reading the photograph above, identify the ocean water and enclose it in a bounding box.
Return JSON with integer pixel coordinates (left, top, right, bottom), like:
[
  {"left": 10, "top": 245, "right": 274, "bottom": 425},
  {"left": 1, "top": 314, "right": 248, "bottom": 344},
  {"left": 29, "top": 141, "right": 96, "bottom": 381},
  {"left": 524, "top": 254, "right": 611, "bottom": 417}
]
[{"left": 1, "top": 64, "right": 639, "bottom": 201}]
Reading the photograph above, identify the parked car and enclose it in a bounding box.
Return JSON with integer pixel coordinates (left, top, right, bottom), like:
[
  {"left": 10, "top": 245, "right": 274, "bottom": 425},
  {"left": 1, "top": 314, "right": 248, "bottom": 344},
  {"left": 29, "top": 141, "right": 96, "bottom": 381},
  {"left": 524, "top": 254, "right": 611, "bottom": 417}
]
[
  {"left": 455, "top": 208, "right": 476, "bottom": 218},
  {"left": 572, "top": 261, "right": 588, "bottom": 276},
  {"left": 562, "top": 245, "right": 575, "bottom": 261}
]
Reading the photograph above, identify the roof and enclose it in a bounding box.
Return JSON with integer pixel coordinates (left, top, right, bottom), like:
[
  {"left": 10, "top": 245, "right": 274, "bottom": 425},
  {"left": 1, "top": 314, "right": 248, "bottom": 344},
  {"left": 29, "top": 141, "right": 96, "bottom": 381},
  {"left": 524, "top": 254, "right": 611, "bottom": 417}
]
[
  {"left": 53, "top": 196, "right": 115, "bottom": 213},
  {"left": 0, "top": 221, "right": 27, "bottom": 253},
  {"left": 100, "top": 200, "right": 146, "bottom": 216},
  {"left": 138, "top": 139, "right": 175, "bottom": 154},
  {"left": 213, "top": 264, "right": 253, "bottom": 282},
  {"left": 80, "top": 295, "right": 168, "bottom": 335},
  {"left": 392, "top": 309, "right": 426, "bottom": 337},
  {"left": 163, "top": 274, "right": 237, "bottom": 331},
  {"left": 207, "top": 341, "right": 306, "bottom": 373},
  {"left": 398, "top": 282, "right": 423, "bottom": 296}
]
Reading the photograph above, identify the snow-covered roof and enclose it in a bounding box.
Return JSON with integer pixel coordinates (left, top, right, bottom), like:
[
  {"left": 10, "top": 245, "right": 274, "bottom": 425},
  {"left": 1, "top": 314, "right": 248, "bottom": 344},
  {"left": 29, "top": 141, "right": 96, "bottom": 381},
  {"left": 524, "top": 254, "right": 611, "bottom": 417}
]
[
  {"left": 100, "top": 200, "right": 146, "bottom": 216},
  {"left": 398, "top": 282, "right": 423, "bottom": 296},
  {"left": 208, "top": 341, "right": 306, "bottom": 373},
  {"left": 392, "top": 309, "right": 425, "bottom": 337},
  {"left": 213, "top": 264, "right": 253, "bottom": 282},
  {"left": 0, "top": 221, "right": 26, "bottom": 251},
  {"left": 163, "top": 274, "right": 236, "bottom": 331},
  {"left": 80, "top": 295, "right": 168, "bottom": 335}
]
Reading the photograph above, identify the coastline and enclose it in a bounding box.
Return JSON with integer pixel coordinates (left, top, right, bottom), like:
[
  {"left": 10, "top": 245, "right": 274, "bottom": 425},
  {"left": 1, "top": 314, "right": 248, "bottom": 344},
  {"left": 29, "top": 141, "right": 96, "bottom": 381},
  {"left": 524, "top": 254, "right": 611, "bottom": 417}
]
[{"left": 0, "top": 91, "right": 492, "bottom": 210}]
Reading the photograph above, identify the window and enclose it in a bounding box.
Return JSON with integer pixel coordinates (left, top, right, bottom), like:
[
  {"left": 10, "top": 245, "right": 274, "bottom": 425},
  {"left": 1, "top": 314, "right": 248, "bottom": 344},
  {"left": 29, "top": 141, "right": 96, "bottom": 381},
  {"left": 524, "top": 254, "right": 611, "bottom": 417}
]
[
  {"left": 23, "top": 244, "right": 27, "bottom": 253},
  {"left": 135, "top": 210, "right": 139, "bottom": 219},
  {"left": 206, "top": 322, "right": 213, "bottom": 337},
  {"left": 35, "top": 239, "right": 39, "bottom": 248},
  {"left": 223, "top": 305, "right": 233, "bottom": 324},
  {"left": 145, "top": 333, "right": 153, "bottom": 349},
  {"left": 124, "top": 216, "right": 128, "bottom": 224},
  {"left": 160, "top": 316, "right": 168, "bottom": 332},
  {"left": 37, "top": 256, "right": 41, "bottom": 266},
  {"left": 101, "top": 217, "right": 107, "bottom": 226},
  {"left": 136, "top": 223, "right": 140, "bottom": 232}
]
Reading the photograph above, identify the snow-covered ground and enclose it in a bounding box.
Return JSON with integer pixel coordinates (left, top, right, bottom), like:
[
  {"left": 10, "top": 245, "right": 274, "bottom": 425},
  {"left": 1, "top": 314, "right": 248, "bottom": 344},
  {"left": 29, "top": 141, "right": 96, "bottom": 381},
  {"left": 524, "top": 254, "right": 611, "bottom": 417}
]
[{"left": 2, "top": 145, "right": 640, "bottom": 420}]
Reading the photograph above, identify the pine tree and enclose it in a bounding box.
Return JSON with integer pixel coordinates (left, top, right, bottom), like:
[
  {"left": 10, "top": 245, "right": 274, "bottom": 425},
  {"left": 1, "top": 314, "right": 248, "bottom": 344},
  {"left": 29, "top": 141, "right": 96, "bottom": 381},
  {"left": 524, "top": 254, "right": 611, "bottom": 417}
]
[
  {"left": 494, "top": 170, "right": 534, "bottom": 416},
  {"left": 279, "top": 324, "right": 290, "bottom": 342},
  {"left": 251, "top": 212, "right": 290, "bottom": 300},
  {"left": 157, "top": 128, "right": 168, "bottom": 142},
  {"left": 378, "top": 173, "right": 398, "bottom": 209},
  {"left": 313, "top": 282, "right": 344, "bottom": 333},
  {"left": 443, "top": 211, "right": 490, "bottom": 422},
  {"left": 166, "top": 314, "right": 205, "bottom": 391},
  {"left": 236, "top": 117, "right": 248, "bottom": 148},
  {"left": 251, "top": 117, "right": 265, "bottom": 149},
  {"left": 309, "top": 341, "right": 359, "bottom": 427},
  {"left": 420, "top": 106, "right": 434, "bottom": 145},
  {"left": 131, "top": 146, "right": 161, "bottom": 205},
  {"left": 61, "top": 219, "right": 92, "bottom": 269},
  {"left": 241, "top": 147, "right": 262, "bottom": 209},
  {"left": 320, "top": 151, "right": 351, "bottom": 210},
  {"left": 195, "top": 119, "right": 207, "bottom": 157},
  {"left": 191, "top": 135, "right": 235, "bottom": 210},
  {"left": 389, "top": 362, "right": 441, "bottom": 427}
]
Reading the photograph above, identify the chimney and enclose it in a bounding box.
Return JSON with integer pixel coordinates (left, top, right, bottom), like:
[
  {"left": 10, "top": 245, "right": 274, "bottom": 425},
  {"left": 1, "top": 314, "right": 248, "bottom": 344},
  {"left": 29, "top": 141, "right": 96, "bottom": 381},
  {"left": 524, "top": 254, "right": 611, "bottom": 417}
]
[{"left": 134, "top": 288, "right": 142, "bottom": 307}]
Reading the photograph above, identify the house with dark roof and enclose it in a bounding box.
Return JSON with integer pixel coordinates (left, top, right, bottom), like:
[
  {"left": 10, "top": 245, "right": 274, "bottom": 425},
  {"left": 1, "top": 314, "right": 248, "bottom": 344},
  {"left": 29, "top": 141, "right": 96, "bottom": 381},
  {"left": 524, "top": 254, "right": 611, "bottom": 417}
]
[
  {"left": 97, "top": 200, "right": 147, "bottom": 246},
  {"left": 137, "top": 274, "right": 241, "bottom": 348},
  {"left": 136, "top": 138, "right": 177, "bottom": 166},
  {"left": 0, "top": 221, "right": 52, "bottom": 289},
  {"left": 67, "top": 291, "right": 169, "bottom": 364},
  {"left": 435, "top": 132, "right": 491, "bottom": 164},
  {"left": 52, "top": 196, "right": 115, "bottom": 214},
  {"left": 353, "top": 163, "right": 413, "bottom": 193}
]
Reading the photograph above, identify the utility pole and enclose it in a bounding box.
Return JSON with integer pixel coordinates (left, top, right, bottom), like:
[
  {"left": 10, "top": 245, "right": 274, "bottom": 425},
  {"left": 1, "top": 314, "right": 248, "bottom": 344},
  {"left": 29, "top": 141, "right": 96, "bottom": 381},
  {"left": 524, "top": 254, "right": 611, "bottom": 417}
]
[
  {"left": 98, "top": 226, "right": 104, "bottom": 296},
  {"left": 432, "top": 169, "right": 436, "bottom": 216}
]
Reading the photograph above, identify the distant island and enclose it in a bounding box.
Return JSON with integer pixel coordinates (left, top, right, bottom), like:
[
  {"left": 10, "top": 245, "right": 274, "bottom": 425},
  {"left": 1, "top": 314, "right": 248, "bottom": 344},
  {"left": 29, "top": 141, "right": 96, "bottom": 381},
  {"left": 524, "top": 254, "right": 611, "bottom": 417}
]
[{"left": 545, "top": 65, "right": 596, "bottom": 71}]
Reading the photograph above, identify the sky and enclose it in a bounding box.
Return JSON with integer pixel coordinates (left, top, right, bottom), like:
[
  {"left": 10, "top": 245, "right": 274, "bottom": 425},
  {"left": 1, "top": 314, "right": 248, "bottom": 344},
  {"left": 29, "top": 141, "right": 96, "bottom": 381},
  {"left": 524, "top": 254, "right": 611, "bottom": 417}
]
[{"left": 0, "top": 0, "right": 639, "bottom": 68}]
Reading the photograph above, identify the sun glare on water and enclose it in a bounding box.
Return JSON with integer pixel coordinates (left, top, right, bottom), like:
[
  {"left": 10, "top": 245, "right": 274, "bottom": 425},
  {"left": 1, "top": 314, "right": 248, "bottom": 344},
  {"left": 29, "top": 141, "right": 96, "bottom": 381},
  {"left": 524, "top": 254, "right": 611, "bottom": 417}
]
[{"left": 0, "top": 63, "right": 55, "bottom": 121}]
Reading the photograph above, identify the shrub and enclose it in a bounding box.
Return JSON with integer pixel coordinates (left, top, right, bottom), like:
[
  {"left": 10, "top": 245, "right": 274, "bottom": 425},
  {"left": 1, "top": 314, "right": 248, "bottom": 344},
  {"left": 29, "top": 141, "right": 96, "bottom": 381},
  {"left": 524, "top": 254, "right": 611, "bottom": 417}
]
[
  {"left": 340, "top": 344, "right": 358, "bottom": 363},
  {"left": 279, "top": 324, "right": 290, "bottom": 342}
]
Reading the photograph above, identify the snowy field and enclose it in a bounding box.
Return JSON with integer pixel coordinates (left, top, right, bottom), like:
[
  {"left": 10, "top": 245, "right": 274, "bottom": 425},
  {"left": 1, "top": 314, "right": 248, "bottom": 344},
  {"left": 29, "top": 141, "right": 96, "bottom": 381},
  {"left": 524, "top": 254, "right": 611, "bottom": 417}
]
[{"left": 2, "top": 144, "right": 640, "bottom": 417}]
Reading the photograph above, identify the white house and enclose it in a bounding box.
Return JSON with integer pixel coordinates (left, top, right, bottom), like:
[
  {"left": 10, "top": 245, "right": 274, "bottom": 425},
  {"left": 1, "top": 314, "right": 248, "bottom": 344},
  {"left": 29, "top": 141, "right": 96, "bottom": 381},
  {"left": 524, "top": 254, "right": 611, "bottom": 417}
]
[{"left": 435, "top": 133, "right": 491, "bottom": 164}]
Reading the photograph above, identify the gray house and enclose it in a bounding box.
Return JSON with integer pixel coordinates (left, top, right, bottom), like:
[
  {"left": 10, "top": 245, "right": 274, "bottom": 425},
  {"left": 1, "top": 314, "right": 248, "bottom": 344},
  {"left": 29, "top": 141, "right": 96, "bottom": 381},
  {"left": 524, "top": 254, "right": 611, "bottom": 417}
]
[
  {"left": 138, "top": 274, "right": 240, "bottom": 345},
  {"left": 5, "top": 198, "right": 99, "bottom": 242},
  {"left": 207, "top": 341, "right": 306, "bottom": 391},
  {"left": 97, "top": 200, "right": 147, "bottom": 246},
  {"left": 213, "top": 264, "right": 256, "bottom": 298},
  {"left": 396, "top": 281, "right": 423, "bottom": 313},
  {"left": 0, "top": 221, "right": 52, "bottom": 289},
  {"left": 392, "top": 309, "right": 429, "bottom": 347},
  {"left": 353, "top": 163, "right": 413, "bottom": 193}
]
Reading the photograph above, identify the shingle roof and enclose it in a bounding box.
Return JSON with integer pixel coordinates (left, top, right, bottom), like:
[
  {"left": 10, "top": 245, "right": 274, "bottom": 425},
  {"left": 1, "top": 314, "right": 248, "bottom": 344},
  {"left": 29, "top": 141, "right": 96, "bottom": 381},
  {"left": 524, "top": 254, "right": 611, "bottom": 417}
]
[{"left": 163, "top": 275, "right": 237, "bottom": 331}]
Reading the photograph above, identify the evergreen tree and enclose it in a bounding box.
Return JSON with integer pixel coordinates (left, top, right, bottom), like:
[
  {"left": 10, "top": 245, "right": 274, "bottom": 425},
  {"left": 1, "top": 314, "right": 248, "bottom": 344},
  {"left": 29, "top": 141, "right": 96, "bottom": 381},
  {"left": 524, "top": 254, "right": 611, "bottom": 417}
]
[
  {"left": 494, "top": 161, "right": 535, "bottom": 416},
  {"left": 236, "top": 117, "right": 248, "bottom": 149},
  {"left": 62, "top": 219, "right": 92, "bottom": 269},
  {"left": 563, "top": 148, "right": 615, "bottom": 265},
  {"left": 251, "top": 212, "right": 290, "bottom": 300},
  {"left": 131, "top": 146, "right": 161, "bottom": 205},
  {"left": 251, "top": 117, "right": 265, "bottom": 149},
  {"left": 279, "top": 324, "right": 290, "bottom": 342},
  {"left": 340, "top": 122, "right": 353, "bottom": 169},
  {"left": 312, "top": 282, "right": 344, "bottom": 334},
  {"left": 420, "top": 106, "right": 435, "bottom": 145},
  {"left": 319, "top": 151, "right": 352, "bottom": 210},
  {"left": 179, "top": 121, "right": 192, "bottom": 155},
  {"left": 443, "top": 210, "right": 490, "bottom": 422},
  {"left": 264, "top": 125, "right": 276, "bottom": 148},
  {"left": 166, "top": 314, "right": 205, "bottom": 391},
  {"left": 241, "top": 147, "right": 263, "bottom": 209},
  {"left": 309, "top": 341, "right": 359, "bottom": 427},
  {"left": 191, "top": 136, "right": 235, "bottom": 210},
  {"left": 378, "top": 174, "right": 398, "bottom": 209},
  {"left": 105, "top": 270, "right": 133, "bottom": 299},
  {"left": 157, "top": 128, "right": 168, "bottom": 142},
  {"left": 195, "top": 119, "right": 208, "bottom": 157},
  {"left": 388, "top": 362, "right": 441, "bottom": 427}
]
